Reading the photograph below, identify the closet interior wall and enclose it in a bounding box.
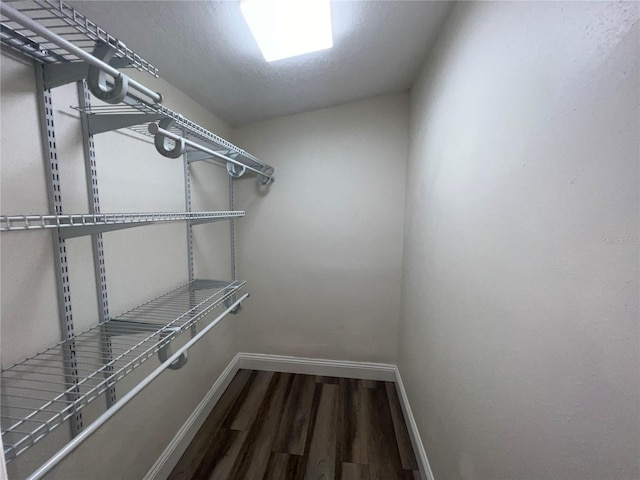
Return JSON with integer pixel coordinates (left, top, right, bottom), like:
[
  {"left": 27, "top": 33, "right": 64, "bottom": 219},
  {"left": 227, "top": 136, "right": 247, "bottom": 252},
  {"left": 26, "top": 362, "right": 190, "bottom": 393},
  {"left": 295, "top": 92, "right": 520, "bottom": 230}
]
[
  {"left": 233, "top": 93, "right": 409, "bottom": 364},
  {"left": 399, "top": 2, "right": 640, "bottom": 479},
  {"left": 0, "top": 51, "right": 238, "bottom": 479}
]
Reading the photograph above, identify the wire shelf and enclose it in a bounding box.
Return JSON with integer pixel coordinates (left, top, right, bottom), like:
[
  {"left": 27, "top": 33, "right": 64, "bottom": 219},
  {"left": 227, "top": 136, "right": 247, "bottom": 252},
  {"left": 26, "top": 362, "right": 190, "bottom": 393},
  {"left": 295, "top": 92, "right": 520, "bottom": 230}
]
[
  {"left": 75, "top": 101, "right": 275, "bottom": 177},
  {"left": 1, "top": 279, "right": 246, "bottom": 462},
  {"left": 0, "top": 210, "right": 245, "bottom": 237},
  {"left": 0, "top": 0, "right": 158, "bottom": 77}
]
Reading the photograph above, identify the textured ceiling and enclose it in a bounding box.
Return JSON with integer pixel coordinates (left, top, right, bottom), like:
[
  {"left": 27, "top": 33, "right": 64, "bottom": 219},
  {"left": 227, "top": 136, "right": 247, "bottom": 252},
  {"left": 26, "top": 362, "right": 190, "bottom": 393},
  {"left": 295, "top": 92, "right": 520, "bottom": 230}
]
[{"left": 69, "top": 1, "right": 454, "bottom": 126}]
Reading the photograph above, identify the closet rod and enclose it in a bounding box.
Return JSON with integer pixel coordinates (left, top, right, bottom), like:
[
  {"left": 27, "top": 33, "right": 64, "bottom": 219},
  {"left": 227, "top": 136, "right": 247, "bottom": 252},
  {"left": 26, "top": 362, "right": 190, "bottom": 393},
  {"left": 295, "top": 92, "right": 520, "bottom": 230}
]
[
  {"left": 0, "top": 3, "right": 162, "bottom": 104},
  {"left": 149, "top": 123, "right": 275, "bottom": 183},
  {"left": 25, "top": 293, "right": 249, "bottom": 480}
]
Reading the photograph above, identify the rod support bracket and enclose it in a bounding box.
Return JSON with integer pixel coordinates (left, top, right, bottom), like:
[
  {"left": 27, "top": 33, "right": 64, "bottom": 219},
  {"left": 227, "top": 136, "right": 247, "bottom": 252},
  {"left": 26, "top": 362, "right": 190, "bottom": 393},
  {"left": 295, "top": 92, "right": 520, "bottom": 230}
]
[
  {"left": 158, "top": 327, "right": 188, "bottom": 370},
  {"left": 258, "top": 173, "right": 275, "bottom": 186},
  {"left": 87, "top": 43, "right": 129, "bottom": 104},
  {"left": 150, "top": 118, "right": 185, "bottom": 158},
  {"left": 226, "top": 162, "right": 246, "bottom": 178},
  {"left": 224, "top": 294, "right": 243, "bottom": 315}
]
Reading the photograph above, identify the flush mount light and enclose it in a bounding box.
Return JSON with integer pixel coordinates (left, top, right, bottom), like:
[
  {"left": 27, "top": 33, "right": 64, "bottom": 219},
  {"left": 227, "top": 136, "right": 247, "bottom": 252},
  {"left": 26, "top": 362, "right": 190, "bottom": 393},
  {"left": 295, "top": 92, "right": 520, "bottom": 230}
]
[{"left": 240, "top": 0, "right": 333, "bottom": 62}]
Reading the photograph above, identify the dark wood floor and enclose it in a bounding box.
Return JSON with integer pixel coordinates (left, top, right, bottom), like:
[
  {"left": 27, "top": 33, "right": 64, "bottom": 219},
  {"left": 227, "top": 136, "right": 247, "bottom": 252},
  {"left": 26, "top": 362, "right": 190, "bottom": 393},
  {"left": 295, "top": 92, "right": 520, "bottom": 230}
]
[{"left": 168, "top": 370, "right": 420, "bottom": 480}]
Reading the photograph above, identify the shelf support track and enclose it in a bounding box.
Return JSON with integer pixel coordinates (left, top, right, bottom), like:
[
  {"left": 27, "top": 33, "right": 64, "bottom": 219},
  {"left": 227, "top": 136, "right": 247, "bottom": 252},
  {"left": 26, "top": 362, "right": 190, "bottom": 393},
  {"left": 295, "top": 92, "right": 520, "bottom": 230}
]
[
  {"left": 34, "top": 64, "right": 83, "bottom": 437},
  {"left": 229, "top": 176, "right": 236, "bottom": 283},
  {"left": 183, "top": 129, "right": 197, "bottom": 338},
  {"left": 78, "top": 80, "right": 117, "bottom": 408},
  {"left": 226, "top": 176, "right": 242, "bottom": 314}
]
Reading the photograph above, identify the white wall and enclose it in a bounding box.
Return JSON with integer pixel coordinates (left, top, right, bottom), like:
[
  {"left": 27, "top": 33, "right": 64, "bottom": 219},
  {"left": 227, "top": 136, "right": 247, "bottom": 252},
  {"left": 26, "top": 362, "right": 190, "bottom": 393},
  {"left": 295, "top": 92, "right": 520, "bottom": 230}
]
[
  {"left": 0, "top": 53, "right": 237, "bottom": 479},
  {"left": 399, "top": 2, "right": 640, "bottom": 480},
  {"left": 234, "top": 94, "right": 409, "bottom": 363}
]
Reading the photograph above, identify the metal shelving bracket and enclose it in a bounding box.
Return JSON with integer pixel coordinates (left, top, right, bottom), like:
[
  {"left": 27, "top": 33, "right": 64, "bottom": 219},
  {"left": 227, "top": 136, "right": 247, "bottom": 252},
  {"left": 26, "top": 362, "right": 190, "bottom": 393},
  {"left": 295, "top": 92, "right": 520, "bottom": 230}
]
[
  {"left": 42, "top": 57, "right": 133, "bottom": 90},
  {"left": 86, "top": 113, "right": 166, "bottom": 136}
]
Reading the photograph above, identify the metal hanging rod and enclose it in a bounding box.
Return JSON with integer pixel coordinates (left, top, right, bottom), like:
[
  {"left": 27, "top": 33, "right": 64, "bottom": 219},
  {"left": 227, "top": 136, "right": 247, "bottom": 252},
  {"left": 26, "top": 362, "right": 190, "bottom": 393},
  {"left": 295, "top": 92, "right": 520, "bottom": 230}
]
[
  {"left": 1, "top": 2, "right": 162, "bottom": 103},
  {"left": 0, "top": 211, "right": 245, "bottom": 237},
  {"left": 1, "top": 279, "right": 246, "bottom": 463},
  {"left": 74, "top": 102, "right": 275, "bottom": 178},
  {"left": 0, "top": 0, "right": 157, "bottom": 76},
  {"left": 25, "top": 293, "right": 248, "bottom": 480},
  {"left": 149, "top": 123, "right": 275, "bottom": 185}
]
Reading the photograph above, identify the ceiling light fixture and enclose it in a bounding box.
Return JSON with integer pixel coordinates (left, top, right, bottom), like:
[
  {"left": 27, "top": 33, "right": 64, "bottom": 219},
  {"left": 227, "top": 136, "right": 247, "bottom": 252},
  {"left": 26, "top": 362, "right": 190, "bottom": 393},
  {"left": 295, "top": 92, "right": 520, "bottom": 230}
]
[{"left": 240, "top": 0, "right": 333, "bottom": 62}]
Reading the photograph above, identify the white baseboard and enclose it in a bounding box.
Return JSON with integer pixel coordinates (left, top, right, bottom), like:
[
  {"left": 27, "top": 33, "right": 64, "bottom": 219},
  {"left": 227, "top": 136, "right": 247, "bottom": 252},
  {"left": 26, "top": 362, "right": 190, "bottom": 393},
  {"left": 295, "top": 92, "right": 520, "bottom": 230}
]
[
  {"left": 393, "top": 368, "right": 435, "bottom": 480},
  {"left": 236, "top": 352, "right": 397, "bottom": 382},
  {"left": 143, "top": 352, "right": 434, "bottom": 480},
  {"left": 142, "top": 353, "right": 241, "bottom": 480}
]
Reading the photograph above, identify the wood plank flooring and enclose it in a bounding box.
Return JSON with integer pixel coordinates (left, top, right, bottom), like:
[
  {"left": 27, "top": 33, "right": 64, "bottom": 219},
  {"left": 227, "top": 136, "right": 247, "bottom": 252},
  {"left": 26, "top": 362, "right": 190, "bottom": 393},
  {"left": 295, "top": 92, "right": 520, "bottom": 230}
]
[{"left": 168, "top": 370, "right": 419, "bottom": 480}]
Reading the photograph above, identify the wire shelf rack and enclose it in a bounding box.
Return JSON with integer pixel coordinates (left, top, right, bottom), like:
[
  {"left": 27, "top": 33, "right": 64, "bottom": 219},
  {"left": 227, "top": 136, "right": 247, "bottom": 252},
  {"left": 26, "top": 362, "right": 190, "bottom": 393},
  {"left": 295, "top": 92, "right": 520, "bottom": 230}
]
[
  {"left": 0, "top": 0, "right": 158, "bottom": 76},
  {"left": 0, "top": 210, "right": 245, "bottom": 237},
  {"left": 75, "top": 101, "right": 275, "bottom": 177},
  {"left": 1, "top": 279, "right": 245, "bottom": 462}
]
